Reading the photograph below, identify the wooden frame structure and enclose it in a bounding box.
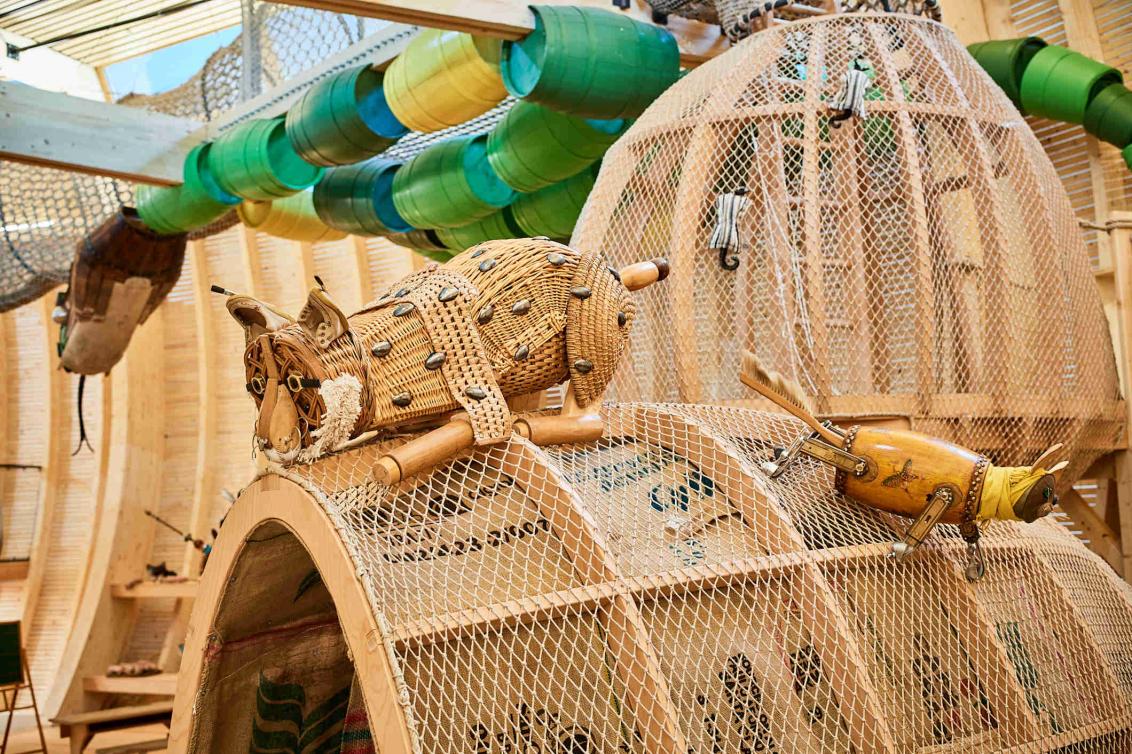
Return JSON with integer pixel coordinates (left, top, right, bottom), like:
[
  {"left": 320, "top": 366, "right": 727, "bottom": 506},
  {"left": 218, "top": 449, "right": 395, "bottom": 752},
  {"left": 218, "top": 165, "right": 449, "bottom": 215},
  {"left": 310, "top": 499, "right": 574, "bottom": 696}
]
[{"left": 167, "top": 404, "right": 1132, "bottom": 752}]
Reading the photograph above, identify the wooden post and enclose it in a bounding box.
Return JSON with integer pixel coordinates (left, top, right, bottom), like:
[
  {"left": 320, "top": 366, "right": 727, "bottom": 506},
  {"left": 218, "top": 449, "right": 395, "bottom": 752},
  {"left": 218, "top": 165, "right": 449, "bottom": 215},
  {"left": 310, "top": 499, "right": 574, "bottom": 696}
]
[{"left": 1106, "top": 212, "right": 1132, "bottom": 578}]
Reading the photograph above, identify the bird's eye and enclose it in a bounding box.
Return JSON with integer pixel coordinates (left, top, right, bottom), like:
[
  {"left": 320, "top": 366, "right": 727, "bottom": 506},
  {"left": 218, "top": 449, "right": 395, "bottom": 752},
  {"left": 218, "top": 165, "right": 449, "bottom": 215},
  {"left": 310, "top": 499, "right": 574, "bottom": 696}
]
[{"left": 250, "top": 375, "right": 266, "bottom": 395}]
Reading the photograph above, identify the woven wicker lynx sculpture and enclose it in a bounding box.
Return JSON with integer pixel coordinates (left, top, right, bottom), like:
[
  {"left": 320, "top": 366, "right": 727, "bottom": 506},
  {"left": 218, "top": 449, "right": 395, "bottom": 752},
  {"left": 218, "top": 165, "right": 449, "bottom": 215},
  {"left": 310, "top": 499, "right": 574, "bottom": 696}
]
[{"left": 220, "top": 237, "right": 669, "bottom": 481}]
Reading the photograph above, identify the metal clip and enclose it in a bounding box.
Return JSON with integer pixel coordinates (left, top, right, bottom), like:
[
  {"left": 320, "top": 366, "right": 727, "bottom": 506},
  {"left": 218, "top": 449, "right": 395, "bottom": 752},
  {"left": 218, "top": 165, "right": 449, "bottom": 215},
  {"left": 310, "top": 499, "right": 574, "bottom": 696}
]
[
  {"left": 891, "top": 485, "right": 954, "bottom": 562},
  {"left": 762, "top": 422, "right": 865, "bottom": 480},
  {"left": 964, "top": 538, "right": 986, "bottom": 582}
]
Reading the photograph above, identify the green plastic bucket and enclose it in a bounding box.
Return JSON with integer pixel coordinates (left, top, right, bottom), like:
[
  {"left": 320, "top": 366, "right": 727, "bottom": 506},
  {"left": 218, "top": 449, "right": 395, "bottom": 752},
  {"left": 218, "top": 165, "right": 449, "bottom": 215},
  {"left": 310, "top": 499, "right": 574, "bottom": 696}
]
[
  {"left": 286, "top": 65, "right": 407, "bottom": 167},
  {"left": 392, "top": 134, "right": 516, "bottom": 228},
  {"left": 1019, "top": 45, "right": 1123, "bottom": 124},
  {"left": 509, "top": 164, "right": 597, "bottom": 238},
  {"left": 135, "top": 182, "right": 230, "bottom": 236},
  {"left": 486, "top": 101, "right": 626, "bottom": 192},
  {"left": 313, "top": 158, "right": 412, "bottom": 236},
  {"left": 501, "top": 5, "right": 679, "bottom": 119},
  {"left": 210, "top": 117, "right": 325, "bottom": 200},
  {"left": 384, "top": 228, "right": 448, "bottom": 252},
  {"left": 1084, "top": 83, "right": 1132, "bottom": 148},
  {"left": 435, "top": 209, "right": 524, "bottom": 251},
  {"left": 183, "top": 142, "right": 241, "bottom": 205},
  {"left": 967, "top": 36, "right": 1046, "bottom": 110}
]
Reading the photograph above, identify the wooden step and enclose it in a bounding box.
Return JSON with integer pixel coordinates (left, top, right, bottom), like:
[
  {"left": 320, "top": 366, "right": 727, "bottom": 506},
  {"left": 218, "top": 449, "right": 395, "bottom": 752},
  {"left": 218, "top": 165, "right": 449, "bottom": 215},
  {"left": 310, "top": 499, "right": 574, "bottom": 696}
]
[
  {"left": 54, "top": 701, "right": 174, "bottom": 727},
  {"left": 111, "top": 579, "right": 198, "bottom": 599},
  {"left": 96, "top": 738, "right": 168, "bottom": 754},
  {"left": 83, "top": 673, "right": 178, "bottom": 696}
]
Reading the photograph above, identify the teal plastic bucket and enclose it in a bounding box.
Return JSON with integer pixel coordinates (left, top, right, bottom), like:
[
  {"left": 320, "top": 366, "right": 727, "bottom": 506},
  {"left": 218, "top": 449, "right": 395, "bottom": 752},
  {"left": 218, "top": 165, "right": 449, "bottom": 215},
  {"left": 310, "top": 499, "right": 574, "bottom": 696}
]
[
  {"left": 286, "top": 65, "right": 407, "bottom": 167},
  {"left": 435, "top": 209, "right": 524, "bottom": 251},
  {"left": 501, "top": 5, "right": 679, "bottom": 119},
  {"left": 210, "top": 117, "right": 325, "bottom": 200},
  {"left": 1019, "top": 45, "right": 1123, "bottom": 124},
  {"left": 392, "top": 134, "right": 516, "bottom": 228},
  {"left": 967, "top": 37, "right": 1046, "bottom": 110},
  {"left": 135, "top": 182, "right": 230, "bottom": 236},
  {"left": 313, "top": 158, "right": 412, "bottom": 236},
  {"left": 183, "top": 143, "right": 241, "bottom": 205},
  {"left": 1084, "top": 83, "right": 1132, "bottom": 148},
  {"left": 508, "top": 164, "right": 597, "bottom": 238},
  {"left": 486, "top": 101, "right": 626, "bottom": 192}
]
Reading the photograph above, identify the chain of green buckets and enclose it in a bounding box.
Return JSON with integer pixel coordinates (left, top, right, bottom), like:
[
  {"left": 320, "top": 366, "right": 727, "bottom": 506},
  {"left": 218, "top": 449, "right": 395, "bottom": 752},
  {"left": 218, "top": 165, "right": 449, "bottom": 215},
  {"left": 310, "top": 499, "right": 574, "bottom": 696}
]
[
  {"left": 968, "top": 37, "right": 1132, "bottom": 171},
  {"left": 134, "top": 5, "right": 681, "bottom": 261}
]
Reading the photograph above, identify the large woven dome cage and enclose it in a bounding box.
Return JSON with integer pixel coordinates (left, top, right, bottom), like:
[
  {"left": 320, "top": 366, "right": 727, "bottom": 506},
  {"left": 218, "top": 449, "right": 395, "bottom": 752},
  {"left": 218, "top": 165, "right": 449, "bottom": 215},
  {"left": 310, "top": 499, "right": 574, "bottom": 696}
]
[
  {"left": 572, "top": 13, "right": 1123, "bottom": 485},
  {"left": 171, "top": 404, "right": 1132, "bottom": 753}
]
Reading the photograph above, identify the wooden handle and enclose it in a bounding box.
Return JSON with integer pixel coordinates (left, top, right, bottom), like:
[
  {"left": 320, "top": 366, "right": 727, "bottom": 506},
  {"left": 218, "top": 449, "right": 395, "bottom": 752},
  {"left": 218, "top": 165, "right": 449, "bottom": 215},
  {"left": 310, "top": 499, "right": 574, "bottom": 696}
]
[
  {"left": 373, "top": 420, "right": 475, "bottom": 486},
  {"left": 619, "top": 258, "right": 670, "bottom": 291},
  {"left": 514, "top": 414, "right": 604, "bottom": 445}
]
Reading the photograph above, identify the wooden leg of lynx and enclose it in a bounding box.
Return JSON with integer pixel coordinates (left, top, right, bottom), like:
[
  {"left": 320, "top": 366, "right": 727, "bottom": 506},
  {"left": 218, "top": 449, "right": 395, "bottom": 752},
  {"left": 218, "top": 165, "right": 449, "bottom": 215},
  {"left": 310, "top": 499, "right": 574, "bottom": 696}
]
[{"left": 372, "top": 413, "right": 604, "bottom": 486}]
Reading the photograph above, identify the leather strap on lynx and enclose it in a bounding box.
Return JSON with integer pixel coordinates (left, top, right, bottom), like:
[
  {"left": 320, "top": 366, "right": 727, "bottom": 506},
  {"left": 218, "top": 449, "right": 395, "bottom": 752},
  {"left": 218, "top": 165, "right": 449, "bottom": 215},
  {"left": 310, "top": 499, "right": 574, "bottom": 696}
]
[{"left": 402, "top": 268, "right": 510, "bottom": 445}]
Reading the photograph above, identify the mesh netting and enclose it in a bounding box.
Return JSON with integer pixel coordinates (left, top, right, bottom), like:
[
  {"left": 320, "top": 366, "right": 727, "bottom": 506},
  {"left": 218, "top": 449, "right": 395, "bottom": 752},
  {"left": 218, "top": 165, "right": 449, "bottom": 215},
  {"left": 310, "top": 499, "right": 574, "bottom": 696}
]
[
  {"left": 193, "top": 401, "right": 1132, "bottom": 752},
  {"left": 572, "top": 13, "right": 1123, "bottom": 487}
]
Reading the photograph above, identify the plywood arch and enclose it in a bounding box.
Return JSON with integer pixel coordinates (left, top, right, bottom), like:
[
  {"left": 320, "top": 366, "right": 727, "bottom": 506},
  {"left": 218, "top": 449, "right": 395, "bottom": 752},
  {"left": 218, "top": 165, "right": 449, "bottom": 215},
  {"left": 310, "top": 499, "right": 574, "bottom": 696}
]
[{"left": 168, "top": 473, "right": 414, "bottom": 754}]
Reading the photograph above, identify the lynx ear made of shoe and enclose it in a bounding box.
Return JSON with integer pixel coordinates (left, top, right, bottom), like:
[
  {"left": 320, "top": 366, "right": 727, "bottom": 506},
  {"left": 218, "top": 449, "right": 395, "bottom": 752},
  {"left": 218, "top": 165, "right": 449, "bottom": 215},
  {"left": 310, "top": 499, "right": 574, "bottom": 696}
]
[
  {"left": 215, "top": 286, "right": 295, "bottom": 345},
  {"left": 297, "top": 286, "right": 349, "bottom": 349}
]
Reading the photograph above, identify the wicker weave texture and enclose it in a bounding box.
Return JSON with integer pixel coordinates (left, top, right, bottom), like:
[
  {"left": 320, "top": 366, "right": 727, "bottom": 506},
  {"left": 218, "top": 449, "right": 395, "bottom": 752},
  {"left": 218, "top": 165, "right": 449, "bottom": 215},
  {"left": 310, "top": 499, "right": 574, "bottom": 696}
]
[
  {"left": 572, "top": 13, "right": 1122, "bottom": 486},
  {"left": 243, "top": 238, "right": 634, "bottom": 452},
  {"left": 192, "top": 402, "right": 1132, "bottom": 753}
]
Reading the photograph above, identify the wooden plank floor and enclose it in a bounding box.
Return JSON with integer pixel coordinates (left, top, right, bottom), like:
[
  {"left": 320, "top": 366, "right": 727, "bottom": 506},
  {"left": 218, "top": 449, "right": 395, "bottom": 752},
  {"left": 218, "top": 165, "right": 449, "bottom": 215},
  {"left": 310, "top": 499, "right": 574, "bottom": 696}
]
[{"left": 4, "top": 723, "right": 168, "bottom": 753}]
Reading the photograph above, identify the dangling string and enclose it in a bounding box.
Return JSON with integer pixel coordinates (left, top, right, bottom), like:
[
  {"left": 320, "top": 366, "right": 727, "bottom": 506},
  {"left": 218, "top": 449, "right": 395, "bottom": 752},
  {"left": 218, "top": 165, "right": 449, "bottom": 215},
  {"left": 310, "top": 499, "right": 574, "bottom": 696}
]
[
  {"left": 72, "top": 374, "right": 94, "bottom": 455},
  {"left": 709, "top": 188, "right": 752, "bottom": 270}
]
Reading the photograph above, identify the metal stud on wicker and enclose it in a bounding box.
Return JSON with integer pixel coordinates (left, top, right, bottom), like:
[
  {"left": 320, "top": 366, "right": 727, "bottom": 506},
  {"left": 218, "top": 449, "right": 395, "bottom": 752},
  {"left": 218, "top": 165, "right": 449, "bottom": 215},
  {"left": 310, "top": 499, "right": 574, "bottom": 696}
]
[{"left": 223, "top": 237, "right": 668, "bottom": 482}]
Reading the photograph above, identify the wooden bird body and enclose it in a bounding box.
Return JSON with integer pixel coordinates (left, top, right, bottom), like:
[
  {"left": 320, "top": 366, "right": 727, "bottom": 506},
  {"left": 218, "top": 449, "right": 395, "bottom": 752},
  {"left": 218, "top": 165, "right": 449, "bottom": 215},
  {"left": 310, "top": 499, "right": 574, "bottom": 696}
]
[
  {"left": 226, "top": 238, "right": 667, "bottom": 470},
  {"left": 740, "top": 351, "right": 1062, "bottom": 577},
  {"left": 837, "top": 426, "right": 1057, "bottom": 526}
]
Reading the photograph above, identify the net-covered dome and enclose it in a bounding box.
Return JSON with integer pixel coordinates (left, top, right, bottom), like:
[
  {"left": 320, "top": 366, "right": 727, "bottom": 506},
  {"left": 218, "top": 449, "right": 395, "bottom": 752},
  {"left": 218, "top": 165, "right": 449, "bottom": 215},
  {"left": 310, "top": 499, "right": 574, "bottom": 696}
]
[
  {"left": 573, "top": 13, "right": 1123, "bottom": 483},
  {"left": 175, "top": 404, "right": 1132, "bottom": 753}
]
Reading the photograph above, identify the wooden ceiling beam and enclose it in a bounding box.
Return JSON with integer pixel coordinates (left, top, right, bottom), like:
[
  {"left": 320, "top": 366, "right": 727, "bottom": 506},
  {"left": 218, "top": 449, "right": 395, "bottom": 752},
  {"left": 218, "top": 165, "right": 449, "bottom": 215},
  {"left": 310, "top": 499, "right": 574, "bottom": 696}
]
[
  {"left": 269, "top": 0, "right": 729, "bottom": 66},
  {"left": 0, "top": 24, "right": 416, "bottom": 184},
  {"left": 0, "top": 80, "right": 199, "bottom": 185}
]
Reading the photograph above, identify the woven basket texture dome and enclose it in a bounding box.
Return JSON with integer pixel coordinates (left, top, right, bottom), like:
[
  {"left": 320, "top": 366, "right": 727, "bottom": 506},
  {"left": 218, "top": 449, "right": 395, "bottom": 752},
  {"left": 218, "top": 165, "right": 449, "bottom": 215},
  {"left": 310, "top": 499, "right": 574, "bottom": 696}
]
[
  {"left": 572, "top": 13, "right": 1123, "bottom": 485},
  {"left": 186, "top": 404, "right": 1132, "bottom": 753}
]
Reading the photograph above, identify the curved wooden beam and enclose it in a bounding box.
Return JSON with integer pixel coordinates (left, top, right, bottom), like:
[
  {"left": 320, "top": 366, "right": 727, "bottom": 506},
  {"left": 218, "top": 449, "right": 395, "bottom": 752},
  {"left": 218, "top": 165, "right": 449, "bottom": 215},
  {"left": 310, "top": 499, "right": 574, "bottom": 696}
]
[
  {"left": 20, "top": 294, "right": 66, "bottom": 660},
  {"left": 158, "top": 240, "right": 219, "bottom": 671},
  {"left": 168, "top": 474, "right": 415, "bottom": 754},
  {"left": 46, "top": 312, "right": 165, "bottom": 716}
]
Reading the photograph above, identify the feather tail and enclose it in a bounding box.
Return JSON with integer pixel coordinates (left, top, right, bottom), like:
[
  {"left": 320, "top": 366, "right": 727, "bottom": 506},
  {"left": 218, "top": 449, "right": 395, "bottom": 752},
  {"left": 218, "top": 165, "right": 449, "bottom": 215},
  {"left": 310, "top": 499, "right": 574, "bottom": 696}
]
[{"left": 739, "top": 351, "right": 840, "bottom": 445}]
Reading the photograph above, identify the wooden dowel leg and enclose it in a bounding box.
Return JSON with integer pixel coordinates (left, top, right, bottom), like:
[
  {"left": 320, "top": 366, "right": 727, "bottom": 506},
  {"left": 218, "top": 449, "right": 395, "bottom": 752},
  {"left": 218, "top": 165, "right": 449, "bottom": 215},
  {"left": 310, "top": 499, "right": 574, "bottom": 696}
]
[
  {"left": 619, "top": 258, "right": 670, "bottom": 291},
  {"left": 373, "top": 420, "right": 475, "bottom": 486},
  {"left": 514, "top": 413, "right": 604, "bottom": 446}
]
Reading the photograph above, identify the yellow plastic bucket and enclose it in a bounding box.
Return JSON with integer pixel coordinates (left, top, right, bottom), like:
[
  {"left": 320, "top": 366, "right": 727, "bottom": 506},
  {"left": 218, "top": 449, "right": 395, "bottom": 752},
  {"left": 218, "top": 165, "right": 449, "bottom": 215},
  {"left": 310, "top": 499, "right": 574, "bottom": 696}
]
[
  {"left": 384, "top": 30, "right": 506, "bottom": 133},
  {"left": 237, "top": 190, "right": 347, "bottom": 243}
]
